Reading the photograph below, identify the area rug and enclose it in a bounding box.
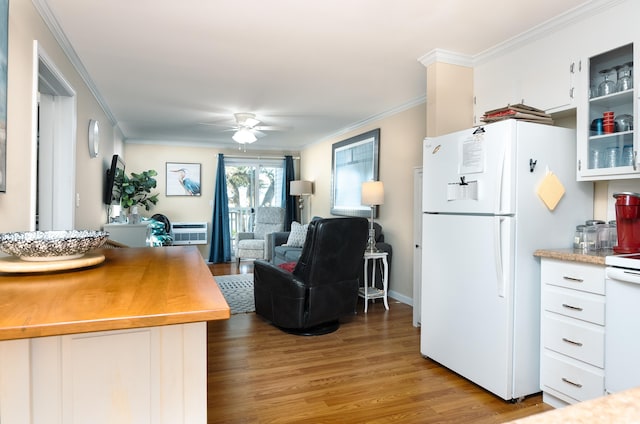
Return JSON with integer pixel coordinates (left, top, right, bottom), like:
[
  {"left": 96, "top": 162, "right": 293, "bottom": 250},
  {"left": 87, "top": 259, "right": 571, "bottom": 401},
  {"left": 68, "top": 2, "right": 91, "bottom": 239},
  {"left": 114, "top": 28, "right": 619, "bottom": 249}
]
[{"left": 215, "top": 274, "right": 255, "bottom": 314}]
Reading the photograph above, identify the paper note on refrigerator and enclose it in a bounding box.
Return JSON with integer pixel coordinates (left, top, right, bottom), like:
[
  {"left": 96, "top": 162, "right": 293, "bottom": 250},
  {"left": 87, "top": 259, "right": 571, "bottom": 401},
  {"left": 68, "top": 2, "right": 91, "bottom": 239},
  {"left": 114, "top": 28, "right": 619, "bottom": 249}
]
[
  {"left": 459, "top": 134, "right": 485, "bottom": 174},
  {"left": 536, "top": 172, "right": 565, "bottom": 211}
]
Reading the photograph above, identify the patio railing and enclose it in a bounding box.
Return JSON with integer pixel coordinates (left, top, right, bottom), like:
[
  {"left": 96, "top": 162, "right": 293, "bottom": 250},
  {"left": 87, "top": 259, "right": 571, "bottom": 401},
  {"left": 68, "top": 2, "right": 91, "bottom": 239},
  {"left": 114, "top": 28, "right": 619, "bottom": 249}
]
[{"left": 228, "top": 207, "right": 254, "bottom": 251}]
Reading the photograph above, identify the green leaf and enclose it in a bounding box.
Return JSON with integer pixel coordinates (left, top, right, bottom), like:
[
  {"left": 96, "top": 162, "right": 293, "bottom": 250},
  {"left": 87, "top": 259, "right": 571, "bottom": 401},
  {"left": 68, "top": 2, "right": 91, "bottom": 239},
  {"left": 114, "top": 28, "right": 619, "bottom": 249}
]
[{"left": 118, "top": 169, "right": 160, "bottom": 213}]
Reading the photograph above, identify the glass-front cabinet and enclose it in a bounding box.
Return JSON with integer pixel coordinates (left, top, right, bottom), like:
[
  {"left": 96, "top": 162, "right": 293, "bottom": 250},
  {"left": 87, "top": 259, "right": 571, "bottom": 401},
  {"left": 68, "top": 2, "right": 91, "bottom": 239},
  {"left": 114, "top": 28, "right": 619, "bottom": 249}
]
[{"left": 578, "top": 43, "right": 637, "bottom": 181}]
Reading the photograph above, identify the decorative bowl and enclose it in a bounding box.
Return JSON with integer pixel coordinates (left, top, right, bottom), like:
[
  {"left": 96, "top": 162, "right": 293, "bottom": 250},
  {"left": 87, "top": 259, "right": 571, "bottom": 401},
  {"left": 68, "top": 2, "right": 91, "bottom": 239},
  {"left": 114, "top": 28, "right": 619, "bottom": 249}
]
[{"left": 0, "top": 230, "right": 109, "bottom": 261}]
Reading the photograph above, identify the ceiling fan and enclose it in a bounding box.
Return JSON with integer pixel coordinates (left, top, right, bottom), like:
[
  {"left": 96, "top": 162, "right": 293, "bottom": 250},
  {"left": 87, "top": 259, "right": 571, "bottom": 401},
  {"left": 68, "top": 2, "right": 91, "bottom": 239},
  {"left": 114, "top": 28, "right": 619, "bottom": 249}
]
[{"left": 200, "top": 113, "right": 288, "bottom": 145}]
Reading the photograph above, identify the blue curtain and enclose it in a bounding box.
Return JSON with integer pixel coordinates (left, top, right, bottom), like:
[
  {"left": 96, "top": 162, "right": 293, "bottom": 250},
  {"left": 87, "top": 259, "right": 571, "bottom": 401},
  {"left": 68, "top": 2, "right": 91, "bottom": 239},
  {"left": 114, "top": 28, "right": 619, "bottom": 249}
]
[
  {"left": 209, "top": 154, "right": 231, "bottom": 263},
  {"left": 282, "top": 155, "right": 296, "bottom": 231}
]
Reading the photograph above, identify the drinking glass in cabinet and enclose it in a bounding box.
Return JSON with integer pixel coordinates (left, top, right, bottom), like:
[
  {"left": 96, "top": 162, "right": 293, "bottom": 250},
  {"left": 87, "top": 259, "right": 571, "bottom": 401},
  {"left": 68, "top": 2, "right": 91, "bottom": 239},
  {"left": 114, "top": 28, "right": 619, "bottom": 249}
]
[
  {"left": 623, "top": 145, "right": 634, "bottom": 167},
  {"left": 616, "top": 62, "right": 633, "bottom": 92},
  {"left": 615, "top": 114, "right": 634, "bottom": 132},
  {"left": 606, "top": 146, "right": 619, "bottom": 168},
  {"left": 598, "top": 69, "right": 616, "bottom": 97},
  {"left": 590, "top": 147, "right": 604, "bottom": 169}
]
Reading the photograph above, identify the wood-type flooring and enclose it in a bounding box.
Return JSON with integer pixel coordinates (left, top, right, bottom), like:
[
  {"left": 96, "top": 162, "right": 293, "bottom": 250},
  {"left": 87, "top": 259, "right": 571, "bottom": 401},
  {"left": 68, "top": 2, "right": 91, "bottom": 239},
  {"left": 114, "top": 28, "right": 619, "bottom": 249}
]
[{"left": 207, "top": 262, "right": 553, "bottom": 423}]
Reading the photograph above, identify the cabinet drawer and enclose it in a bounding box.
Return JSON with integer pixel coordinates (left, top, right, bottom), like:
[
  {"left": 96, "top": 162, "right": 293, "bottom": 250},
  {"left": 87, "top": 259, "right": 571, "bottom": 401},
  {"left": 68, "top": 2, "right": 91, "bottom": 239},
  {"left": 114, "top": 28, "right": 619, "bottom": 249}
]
[
  {"left": 543, "top": 313, "right": 604, "bottom": 367},
  {"left": 541, "top": 259, "right": 605, "bottom": 295},
  {"left": 541, "top": 350, "right": 605, "bottom": 403},
  {"left": 543, "top": 285, "right": 605, "bottom": 325}
]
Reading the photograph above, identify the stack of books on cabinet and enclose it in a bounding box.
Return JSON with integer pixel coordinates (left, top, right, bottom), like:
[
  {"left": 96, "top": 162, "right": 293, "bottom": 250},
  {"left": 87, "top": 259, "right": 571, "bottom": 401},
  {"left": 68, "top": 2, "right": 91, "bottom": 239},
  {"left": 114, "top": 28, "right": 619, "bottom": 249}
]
[{"left": 481, "top": 104, "right": 553, "bottom": 125}]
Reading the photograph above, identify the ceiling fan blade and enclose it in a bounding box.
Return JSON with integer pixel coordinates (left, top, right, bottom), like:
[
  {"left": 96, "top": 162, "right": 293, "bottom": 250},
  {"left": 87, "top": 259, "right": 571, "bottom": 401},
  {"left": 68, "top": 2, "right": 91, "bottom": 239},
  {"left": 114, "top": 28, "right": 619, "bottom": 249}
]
[
  {"left": 253, "top": 125, "right": 291, "bottom": 131},
  {"left": 198, "top": 121, "right": 235, "bottom": 128},
  {"left": 234, "top": 113, "right": 261, "bottom": 128},
  {"left": 244, "top": 117, "right": 261, "bottom": 128}
]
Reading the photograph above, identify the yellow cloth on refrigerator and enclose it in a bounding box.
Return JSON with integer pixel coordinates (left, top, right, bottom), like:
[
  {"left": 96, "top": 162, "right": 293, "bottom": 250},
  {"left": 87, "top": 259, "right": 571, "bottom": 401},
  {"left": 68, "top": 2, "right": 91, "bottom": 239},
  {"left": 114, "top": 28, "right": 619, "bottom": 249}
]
[{"left": 536, "top": 171, "right": 565, "bottom": 211}]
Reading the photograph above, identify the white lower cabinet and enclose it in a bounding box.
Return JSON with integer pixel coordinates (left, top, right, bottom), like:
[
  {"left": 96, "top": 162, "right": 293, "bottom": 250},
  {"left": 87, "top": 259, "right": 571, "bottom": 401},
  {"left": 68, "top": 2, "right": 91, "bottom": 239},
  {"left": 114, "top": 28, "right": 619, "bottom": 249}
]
[
  {"left": 0, "top": 323, "right": 207, "bottom": 424},
  {"left": 540, "top": 258, "right": 605, "bottom": 408}
]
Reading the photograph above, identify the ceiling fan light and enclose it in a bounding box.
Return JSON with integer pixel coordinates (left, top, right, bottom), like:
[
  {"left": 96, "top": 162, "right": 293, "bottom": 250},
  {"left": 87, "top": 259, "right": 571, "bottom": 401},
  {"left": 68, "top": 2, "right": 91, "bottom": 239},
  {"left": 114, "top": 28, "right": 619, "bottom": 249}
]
[{"left": 232, "top": 128, "right": 257, "bottom": 144}]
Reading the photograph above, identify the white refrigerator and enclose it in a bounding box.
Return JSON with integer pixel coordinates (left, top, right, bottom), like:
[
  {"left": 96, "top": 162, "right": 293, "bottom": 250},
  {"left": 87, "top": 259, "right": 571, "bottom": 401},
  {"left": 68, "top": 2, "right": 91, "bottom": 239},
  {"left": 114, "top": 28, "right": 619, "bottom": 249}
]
[{"left": 420, "top": 120, "right": 592, "bottom": 401}]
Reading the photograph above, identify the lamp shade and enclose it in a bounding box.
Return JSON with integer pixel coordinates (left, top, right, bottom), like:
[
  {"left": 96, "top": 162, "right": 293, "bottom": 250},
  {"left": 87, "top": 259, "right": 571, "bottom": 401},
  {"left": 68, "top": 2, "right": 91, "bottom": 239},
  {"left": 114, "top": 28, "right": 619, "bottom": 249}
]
[
  {"left": 361, "top": 181, "right": 384, "bottom": 205},
  {"left": 232, "top": 128, "right": 257, "bottom": 144},
  {"left": 290, "top": 180, "right": 313, "bottom": 195}
]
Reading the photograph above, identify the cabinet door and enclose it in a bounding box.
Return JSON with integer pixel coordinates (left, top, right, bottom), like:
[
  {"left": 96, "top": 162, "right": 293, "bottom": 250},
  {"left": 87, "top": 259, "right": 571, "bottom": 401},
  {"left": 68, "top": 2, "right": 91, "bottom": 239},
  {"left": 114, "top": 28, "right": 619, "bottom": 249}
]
[
  {"left": 473, "top": 35, "right": 574, "bottom": 125},
  {"left": 518, "top": 36, "right": 576, "bottom": 113},
  {"left": 26, "top": 323, "right": 207, "bottom": 424},
  {"left": 541, "top": 259, "right": 605, "bottom": 295},
  {"left": 474, "top": 54, "right": 522, "bottom": 125},
  {"left": 542, "top": 349, "right": 605, "bottom": 403},
  {"left": 577, "top": 43, "right": 639, "bottom": 181},
  {"left": 543, "top": 312, "right": 605, "bottom": 368}
]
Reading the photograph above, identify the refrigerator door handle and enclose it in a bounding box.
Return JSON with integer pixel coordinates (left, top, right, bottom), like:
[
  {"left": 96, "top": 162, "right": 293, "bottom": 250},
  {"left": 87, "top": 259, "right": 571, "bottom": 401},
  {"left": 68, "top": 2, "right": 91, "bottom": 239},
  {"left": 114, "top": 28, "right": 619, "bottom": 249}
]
[
  {"left": 494, "top": 216, "right": 506, "bottom": 298},
  {"left": 494, "top": 145, "right": 506, "bottom": 214}
]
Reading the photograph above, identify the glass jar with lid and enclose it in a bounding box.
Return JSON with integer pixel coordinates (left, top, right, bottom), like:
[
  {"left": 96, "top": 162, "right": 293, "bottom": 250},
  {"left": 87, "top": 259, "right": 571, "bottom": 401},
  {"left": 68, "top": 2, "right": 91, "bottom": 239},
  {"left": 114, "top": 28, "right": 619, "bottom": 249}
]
[
  {"left": 583, "top": 225, "right": 599, "bottom": 252},
  {"left": 609, "top": 220, "right": 618, "bottom": 249},
  {"left": 574, "top": 224, "right": 586, "bottom": 250}
]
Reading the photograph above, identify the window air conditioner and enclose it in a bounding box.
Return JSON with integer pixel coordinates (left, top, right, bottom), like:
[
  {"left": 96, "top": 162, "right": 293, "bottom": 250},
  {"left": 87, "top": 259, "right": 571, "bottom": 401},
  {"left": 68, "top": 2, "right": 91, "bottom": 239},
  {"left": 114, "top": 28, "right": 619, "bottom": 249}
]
[{"left": 171, "top": 222, "right": 208, "bottom": 245}]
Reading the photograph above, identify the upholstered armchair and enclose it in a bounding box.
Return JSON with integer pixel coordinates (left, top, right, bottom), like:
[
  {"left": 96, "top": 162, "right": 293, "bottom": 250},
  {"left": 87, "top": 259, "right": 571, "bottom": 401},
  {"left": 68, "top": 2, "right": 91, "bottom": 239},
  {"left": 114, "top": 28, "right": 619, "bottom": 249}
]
[
  {"left": 235, "top": 207, "right": 285, "bottom": 266},
  {"left": 269, "top": 220, "right": 392, "bottom": 291},
  {"left": 253, "top": 217, "right": 368, "bottom": 335}
]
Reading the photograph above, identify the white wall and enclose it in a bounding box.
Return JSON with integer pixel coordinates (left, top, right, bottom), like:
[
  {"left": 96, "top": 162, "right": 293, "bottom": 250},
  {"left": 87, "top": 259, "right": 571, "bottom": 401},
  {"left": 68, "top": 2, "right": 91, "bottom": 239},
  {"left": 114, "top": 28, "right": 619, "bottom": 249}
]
[
  {"left": 1, "top": 0, "right": 117, "bottom": 232},
  {"left": 122, "top": 103, "right": 426, "bottom": 302},
  {"left": 300, "top": 103, "right": 426, "bottom": 302},
  {"left": 123, "top": 143, "right": 301, "bottom": 257}
]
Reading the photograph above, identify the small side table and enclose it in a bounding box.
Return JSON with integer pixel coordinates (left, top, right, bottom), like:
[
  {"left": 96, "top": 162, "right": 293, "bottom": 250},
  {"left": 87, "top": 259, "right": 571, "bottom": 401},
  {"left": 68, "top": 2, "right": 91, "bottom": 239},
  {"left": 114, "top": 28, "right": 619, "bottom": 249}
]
[{"left": 358, "top": 251, "right": 389, "bottom": 313}]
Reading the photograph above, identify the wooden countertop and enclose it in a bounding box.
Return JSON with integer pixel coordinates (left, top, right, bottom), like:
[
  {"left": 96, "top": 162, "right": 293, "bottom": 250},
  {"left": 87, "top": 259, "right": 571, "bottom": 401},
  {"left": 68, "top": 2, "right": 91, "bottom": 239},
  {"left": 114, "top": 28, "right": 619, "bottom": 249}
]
[
  {"left": 534, "top": 248, "right": 608, "bottom": 265},
  {"left": 0, "top": 246, "right": 230, "bottom": 341},
  {"left": 506, "top": 387, "right": 640, "bottom": 423}
]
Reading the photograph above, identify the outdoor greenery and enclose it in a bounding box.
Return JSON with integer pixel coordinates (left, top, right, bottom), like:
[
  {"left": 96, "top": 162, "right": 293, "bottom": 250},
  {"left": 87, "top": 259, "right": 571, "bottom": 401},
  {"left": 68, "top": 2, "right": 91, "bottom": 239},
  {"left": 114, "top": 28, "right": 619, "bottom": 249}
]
[
  {"left": 120, "top": 169, "right": 159, "bottom": 212},
  {"left": 226, "top": 166, "right": 275, "bottom": 207}
]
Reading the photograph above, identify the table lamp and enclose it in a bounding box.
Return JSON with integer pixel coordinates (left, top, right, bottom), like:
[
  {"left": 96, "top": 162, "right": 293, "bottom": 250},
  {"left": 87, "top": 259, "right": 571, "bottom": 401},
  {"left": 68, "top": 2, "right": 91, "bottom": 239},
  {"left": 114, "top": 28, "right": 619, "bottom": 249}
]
[
  {"left": 361, "top": 180, "right": 384, "bottom": 253},
  {"left": 290, "top": 180, "right": 313, "bottom": 223}
]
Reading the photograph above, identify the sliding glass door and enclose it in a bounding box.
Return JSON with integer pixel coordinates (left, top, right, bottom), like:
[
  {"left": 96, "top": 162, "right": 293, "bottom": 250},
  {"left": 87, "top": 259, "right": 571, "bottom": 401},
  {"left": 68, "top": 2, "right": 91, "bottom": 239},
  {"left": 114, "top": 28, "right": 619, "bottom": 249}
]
[{"left": 224, "top": 158, "right": 284, "bottom": 247}]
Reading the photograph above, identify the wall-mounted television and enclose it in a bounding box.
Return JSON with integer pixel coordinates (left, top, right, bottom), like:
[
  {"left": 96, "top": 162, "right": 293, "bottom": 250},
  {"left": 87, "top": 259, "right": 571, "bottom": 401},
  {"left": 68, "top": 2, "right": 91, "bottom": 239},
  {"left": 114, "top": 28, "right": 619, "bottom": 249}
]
[{"left": 104, "top": 154, "right": 125, "bottom": 205}]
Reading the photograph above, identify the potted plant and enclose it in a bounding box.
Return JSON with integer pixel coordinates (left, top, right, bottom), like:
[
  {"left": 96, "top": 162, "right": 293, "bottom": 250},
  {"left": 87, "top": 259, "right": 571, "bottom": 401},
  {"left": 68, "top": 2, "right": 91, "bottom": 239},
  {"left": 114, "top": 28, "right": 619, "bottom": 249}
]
[{"left": 120, "top": 170, "right": 159, "bottom": 218}]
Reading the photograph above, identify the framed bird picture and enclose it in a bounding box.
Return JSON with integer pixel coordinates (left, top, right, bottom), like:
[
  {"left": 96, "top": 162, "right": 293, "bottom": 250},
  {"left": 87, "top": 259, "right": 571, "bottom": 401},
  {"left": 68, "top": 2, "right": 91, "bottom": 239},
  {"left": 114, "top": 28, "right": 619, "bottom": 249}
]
[{"left": 165, "top": 162, "right": 201, "bottom": 196}]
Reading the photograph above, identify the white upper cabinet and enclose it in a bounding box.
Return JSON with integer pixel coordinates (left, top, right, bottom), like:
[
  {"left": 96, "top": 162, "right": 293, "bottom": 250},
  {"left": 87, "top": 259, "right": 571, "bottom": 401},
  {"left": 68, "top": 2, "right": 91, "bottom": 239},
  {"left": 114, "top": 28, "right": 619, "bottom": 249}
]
[
  {"left": 518, "top": 36, "right": 577, "bottom": 114},
  {"left": 577, "top": 43, "right": 637, "bottom": 181},
  {"left": 473, "top": 0, "right": 640, "bottom": 181},
  {"left": 474, "top": 32, "right": 576, "bottom": 125},
  {"left": 474, "top": 55, "right": 518, "bottom": 125}
]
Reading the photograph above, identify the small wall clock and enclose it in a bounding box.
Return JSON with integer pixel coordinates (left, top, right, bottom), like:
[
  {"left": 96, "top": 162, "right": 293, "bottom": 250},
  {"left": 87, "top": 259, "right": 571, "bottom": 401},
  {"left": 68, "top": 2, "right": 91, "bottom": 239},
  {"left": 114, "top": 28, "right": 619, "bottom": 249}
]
[{"left": 88, "top": 119, "right": 100, "bottom": 158}]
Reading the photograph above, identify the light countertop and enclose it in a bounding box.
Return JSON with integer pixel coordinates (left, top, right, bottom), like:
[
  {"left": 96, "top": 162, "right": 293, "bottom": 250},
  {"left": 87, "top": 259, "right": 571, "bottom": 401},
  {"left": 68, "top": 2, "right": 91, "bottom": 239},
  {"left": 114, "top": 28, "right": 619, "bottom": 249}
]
[
  {"left": 506, "top": 387, "right": 640, "bottom": 423},
  {"left": 0, "top": 246, "right": 230, "bottom": 340},
  {"left": 534, "top": 248, "right": 608, "bottom": 265}
]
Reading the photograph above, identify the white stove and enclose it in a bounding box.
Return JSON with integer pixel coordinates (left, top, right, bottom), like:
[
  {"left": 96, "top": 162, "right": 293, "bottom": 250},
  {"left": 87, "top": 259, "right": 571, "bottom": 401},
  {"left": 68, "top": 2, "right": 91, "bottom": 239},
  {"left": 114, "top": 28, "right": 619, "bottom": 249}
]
[
  {"left": 605, "top": 253, "right": 640, "bottom": 394},
  {"left": 606, "top": 252, "right": 640, "bottom": 269}
]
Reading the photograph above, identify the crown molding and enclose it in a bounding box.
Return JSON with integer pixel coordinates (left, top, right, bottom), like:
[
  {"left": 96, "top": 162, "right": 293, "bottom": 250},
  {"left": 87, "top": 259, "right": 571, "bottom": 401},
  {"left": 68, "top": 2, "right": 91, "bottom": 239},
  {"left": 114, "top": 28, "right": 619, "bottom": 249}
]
[
  {"left": 473, "top": 0, "right": 627, "bottom": 65},
  {"left": 316, "top": 95, "right": 427, "bottom": 145},
  {"left": 418, "top": 49, "right": 473, "bottom": 68},
  {"left": 417, "top": 0, "right": 627, "bottom": 68},
  {"left": 32, "top": 0, "right": 118, "bottom": 126}
]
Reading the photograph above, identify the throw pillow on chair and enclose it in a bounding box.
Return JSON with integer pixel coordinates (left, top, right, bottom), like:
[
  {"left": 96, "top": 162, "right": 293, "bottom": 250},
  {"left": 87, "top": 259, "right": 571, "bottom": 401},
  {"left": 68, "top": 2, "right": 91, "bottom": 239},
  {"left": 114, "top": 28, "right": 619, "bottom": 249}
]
[
  {"left": 277, "top": 261, "right": 297, "bottom": 273},
  {"left": 285, "top": 221, "right": 308, "bottom": 247}
]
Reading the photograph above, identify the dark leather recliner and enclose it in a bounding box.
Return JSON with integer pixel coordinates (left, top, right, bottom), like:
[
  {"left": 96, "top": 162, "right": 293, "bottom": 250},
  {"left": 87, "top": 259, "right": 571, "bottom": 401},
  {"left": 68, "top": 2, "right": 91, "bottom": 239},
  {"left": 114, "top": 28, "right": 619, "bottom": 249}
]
[{"left": 253, "top": 217, "right": 368, "bottom": 335}]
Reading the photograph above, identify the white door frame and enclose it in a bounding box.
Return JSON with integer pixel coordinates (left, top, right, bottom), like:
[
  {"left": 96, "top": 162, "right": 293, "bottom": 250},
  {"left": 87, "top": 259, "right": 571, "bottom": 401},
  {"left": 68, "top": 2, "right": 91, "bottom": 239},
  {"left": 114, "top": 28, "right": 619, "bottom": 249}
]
[
  {"left": 33, "top": 42, "right": 76, "bottom": 230},
  {"left": 412, "top": 166, "right": 422, "bottom": 327}
]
